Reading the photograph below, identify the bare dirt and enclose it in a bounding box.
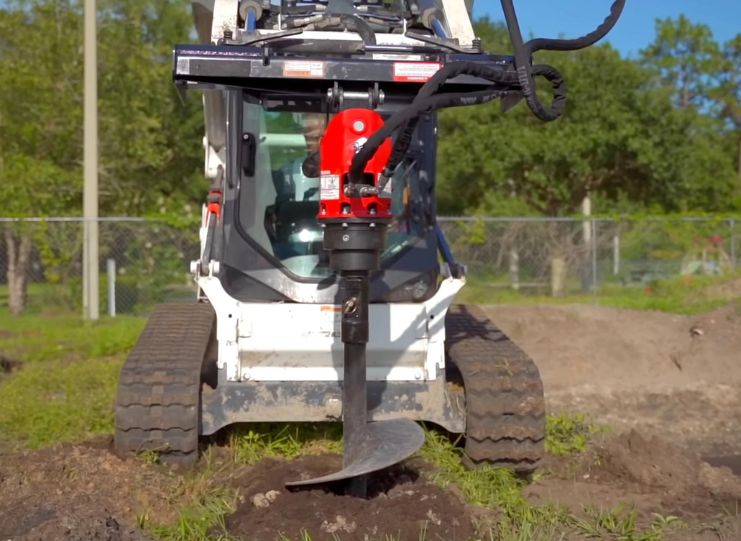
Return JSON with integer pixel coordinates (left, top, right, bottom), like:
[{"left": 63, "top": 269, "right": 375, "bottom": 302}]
[
  {"left": 1, "top": 302, "right": 740, "bottom": 540},
  {"left": 485, "top": 302, "right": 741, "bottom": 457}
]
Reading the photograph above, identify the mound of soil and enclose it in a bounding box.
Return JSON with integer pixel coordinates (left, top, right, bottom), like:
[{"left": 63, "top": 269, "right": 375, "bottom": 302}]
[
  {"left": 226, "top": 455, "right": 475, "bottom": 541},
  {"left": 485, "top": 303, "right": 741, "bottom": 454},
  {"left": 0, "top": 440, "right": 171, "bottom": 541}
]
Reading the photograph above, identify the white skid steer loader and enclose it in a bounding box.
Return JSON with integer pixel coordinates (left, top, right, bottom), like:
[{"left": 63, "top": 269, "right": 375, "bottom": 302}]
[{"left": 114, "top": 0, "right": 625, "bottom": 495}]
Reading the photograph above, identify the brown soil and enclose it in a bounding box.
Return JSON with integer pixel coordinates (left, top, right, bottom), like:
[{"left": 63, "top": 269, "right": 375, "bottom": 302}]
[
  {"left": 1, "top": 303, "right": 740, "bottom": 540},
  {"left": 226, "top": 455, "right": 475, "bottom": 541},
  {"left": 484, "top": 302, "right": 741, "bottom": 455}
]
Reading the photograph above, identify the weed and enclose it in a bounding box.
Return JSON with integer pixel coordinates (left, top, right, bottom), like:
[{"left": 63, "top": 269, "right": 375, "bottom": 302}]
[
  {"left": 545, "top": 413, "right": 601, "bottom": 456},
  {"left": 151, "top": 489, "right": 237, "bottom": 541},
  {"left": 139, "top": 448, "right": 161, "bottom": 465},
  {"left": 230, "top": 423, "right": 342, "bottom": 465},
  {"left": 572, "top": 504, "right": 685, "bottom": 540}
]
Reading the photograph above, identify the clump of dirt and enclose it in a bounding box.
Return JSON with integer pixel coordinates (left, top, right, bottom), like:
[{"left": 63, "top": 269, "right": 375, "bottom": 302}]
[
  {"left": 0, "top": 354, "right": 22, "bottom": 374},
  {"left": 527, "top": 429, "right": 741, "bottom": 525},
  {"left": 226, "top": 455, "right": 476, "bottom": 541}
]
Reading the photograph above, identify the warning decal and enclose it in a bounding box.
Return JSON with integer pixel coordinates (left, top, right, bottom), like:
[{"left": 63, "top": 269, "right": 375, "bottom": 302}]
[
  {"left": 392, "top": 62, "right": 441, "bottom": 82},
  {"left": 283, "top": 61, "right": 326, "bottom": 78},
  {"left": 321, "top": 174, "right": 341, "bottom": 200}
]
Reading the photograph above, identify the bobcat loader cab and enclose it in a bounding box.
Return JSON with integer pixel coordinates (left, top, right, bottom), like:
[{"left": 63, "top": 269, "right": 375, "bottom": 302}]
[{"left": 115, "top": 0, "right": 625, "bottom": 494}]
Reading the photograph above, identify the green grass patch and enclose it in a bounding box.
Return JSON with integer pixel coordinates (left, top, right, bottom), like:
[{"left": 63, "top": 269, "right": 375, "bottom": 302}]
[
  {"left": 0, "top": 311, "right": 145, "bottom": 363},
  {"left": 150, "top": 489, "right": 237, "bottom": 541},
  {"left": 0, "top": 355, "right": 124, "bottom": 449},
  {"left": 546, "top": 413, "right": 602, "bottom": 457},
  {"left": 457, "top": 272, "right": 741, "bottom": 315},
  {"left": 572, "top": 505, "right": 685, "bottom": 540},
  {"left": 0, "top": 311, "right": 144, "bottom": 449},
  {"left": 229, "top": 423, "right": 342, "bottom": 465}
]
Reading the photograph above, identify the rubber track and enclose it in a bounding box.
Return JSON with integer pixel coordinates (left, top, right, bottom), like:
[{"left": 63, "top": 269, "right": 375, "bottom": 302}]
[
  {"left": 446, "top": 304, "right": 546, "bottom": 473},
  {"left": 114, "top": 303, "right": 215, "bottom": 464}
]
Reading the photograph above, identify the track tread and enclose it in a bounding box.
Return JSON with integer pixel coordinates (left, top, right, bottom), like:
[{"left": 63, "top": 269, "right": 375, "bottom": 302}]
[
  {"left": 114, "top": 303, "right": 215, "bottom": 464},
  {"left": 446, "top": 304, "right": 546, "bottom": 473}
]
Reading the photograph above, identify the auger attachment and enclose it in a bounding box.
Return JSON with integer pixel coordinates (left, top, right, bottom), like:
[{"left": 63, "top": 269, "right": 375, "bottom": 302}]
[{"left": 285, "top": 109, "right": 425, "bottom": 496}]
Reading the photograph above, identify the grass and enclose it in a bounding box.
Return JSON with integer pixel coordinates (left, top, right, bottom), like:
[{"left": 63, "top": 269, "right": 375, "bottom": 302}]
[
  {"left": 457, "top": 271, "right": 741, "bottom": 315},
  {"left": 229, "top": 423, "right": 342, "bottom": 465},
  {"left": 0, "top": 311, "right": 145, "bottom": 449},
  {"left": 546, "top": 413, "right": 603, "bottom": 457},
  {"left": 0, "top": 355, "right": 124, "bottom": 448},
  {"left": 0, "top": 311, "right": 146, "bottom": 363}
]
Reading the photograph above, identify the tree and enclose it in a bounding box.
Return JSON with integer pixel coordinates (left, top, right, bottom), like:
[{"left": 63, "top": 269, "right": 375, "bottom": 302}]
[
  {"left": 0, "top": 0, "right": 83, "bottom": 314},
  {"left": 0, "top": 0, "right": 203, "bottom": 314},
  {"left": 713, "top": 34, "right": 741, "bottom": 190},
  {"left": 641, "top": 15, "right": 722, "bottom": 109}
]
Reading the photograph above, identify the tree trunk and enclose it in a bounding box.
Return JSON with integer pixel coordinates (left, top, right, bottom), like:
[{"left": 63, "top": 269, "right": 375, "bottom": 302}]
[{"left": 4, "top": 229, "right": 33, "bottom": 316}]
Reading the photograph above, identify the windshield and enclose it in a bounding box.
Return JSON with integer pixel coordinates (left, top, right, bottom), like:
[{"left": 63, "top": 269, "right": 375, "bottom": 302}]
[{"left": 238, "top": 98, "right": 422, "bottom": 279}]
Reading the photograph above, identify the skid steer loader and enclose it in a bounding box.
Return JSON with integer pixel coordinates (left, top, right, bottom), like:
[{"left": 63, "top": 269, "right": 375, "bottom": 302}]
[{"left": 114, "top": 0, "right": 625, "bottom": 494}]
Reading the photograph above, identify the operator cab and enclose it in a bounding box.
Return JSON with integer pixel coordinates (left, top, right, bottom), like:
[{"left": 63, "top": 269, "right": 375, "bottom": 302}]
[{"left": 218, "top": 92, "right": 440, "bottom": 304}]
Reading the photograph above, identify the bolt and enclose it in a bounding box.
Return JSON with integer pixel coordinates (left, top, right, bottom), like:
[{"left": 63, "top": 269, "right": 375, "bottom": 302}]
[
  {"left": 342, "top": 234, "right": 350, "bottom": 242},
  {"left": 343, "top": 297, "right": 358, "bottom": 314}
]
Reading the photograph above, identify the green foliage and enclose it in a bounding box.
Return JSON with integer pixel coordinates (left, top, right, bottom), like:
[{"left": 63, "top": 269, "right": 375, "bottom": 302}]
[
  {"left": 546, "top": 413, "right": 599, "bottom": 457},
  {"left": 437, "top": 19, "right": 741, "bottom": 217}
]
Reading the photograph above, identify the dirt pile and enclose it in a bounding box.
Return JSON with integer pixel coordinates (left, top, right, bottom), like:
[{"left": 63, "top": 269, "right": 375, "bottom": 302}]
[
  {"left": 485, "top": 303, "right": 741, "bottom": 454},
  {"left": 0, "top": 440, "right": 170, "bottom": 541},
  {"left": 226, "top": 455, "right": 475, "bottom": 541}
]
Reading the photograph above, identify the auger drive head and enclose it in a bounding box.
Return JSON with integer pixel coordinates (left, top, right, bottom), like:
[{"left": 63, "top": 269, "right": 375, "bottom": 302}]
[{"left": 114, "top": 0, "right": 625, "bottom": 496}]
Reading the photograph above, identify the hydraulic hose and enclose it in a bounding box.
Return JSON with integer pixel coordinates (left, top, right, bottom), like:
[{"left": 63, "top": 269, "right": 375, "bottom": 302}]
[
  {"left": 349, "top": 63, "right": 515, "bottom": 183},
  {"left": 353, "top": 61, "right": 520, "bottom": 183},
  {"left": 500, "top": 0, "right": 625, "bottom": 121}
]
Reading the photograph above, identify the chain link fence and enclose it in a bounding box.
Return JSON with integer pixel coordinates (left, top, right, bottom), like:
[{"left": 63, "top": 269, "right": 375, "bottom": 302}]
[
  {"left": 0, "top": 218, "right": 199, "bottom": 315},
  {"left": 1, "top": 216, "right": 739, "bottom": 315},
  {"left": 440, "top": 216, "right": 739, "bottom": 298}
]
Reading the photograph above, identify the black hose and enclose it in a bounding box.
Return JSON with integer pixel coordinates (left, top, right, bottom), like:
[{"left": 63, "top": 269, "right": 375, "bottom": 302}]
[
  {"left": 377, "top": 62, "right": 519, "bottom": 179},
  {"left": 500, "top": 0, "right": 624, "bottom": 121},
  {"left": 524, "top": 0, "right": 625, "bottom": 54},
  {"left": 349, "top": 83, "right": 505, "bottom": 183}
]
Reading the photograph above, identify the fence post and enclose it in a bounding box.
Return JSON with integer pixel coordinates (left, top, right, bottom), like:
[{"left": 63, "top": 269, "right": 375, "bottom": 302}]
[
  {"left": 613, "top": 232, "right": 620, "bottom": 276},
  {"left": 107, "top": 258, "right": 116, "bottom": 317},
  {"left": 509, "top": 249, "right": 520, "bottom": 291},
  {"left": 731, "top": 219, "right": 737, "bottom": 271},
  {"left": 591, "top": 219, "right": 598, "bottom": 296}
]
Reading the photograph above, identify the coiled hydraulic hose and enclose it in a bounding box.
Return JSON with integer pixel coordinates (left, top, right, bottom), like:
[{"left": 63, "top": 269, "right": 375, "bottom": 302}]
[
  {"left": 500, "top": 0, "right": 625, "bottom": 121},
  {"left": 350, "top": 0, "right": 626, "bottom": 182}
]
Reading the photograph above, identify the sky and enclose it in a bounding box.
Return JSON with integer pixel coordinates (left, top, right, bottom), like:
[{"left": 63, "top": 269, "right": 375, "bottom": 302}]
[{"left": 472, "top": 0, "right": 741, "bottom": 58}]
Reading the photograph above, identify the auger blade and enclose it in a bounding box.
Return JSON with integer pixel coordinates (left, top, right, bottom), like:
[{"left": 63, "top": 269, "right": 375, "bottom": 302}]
[{"left": 285, "top": 419, "right": 425, "bottom": 487}]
